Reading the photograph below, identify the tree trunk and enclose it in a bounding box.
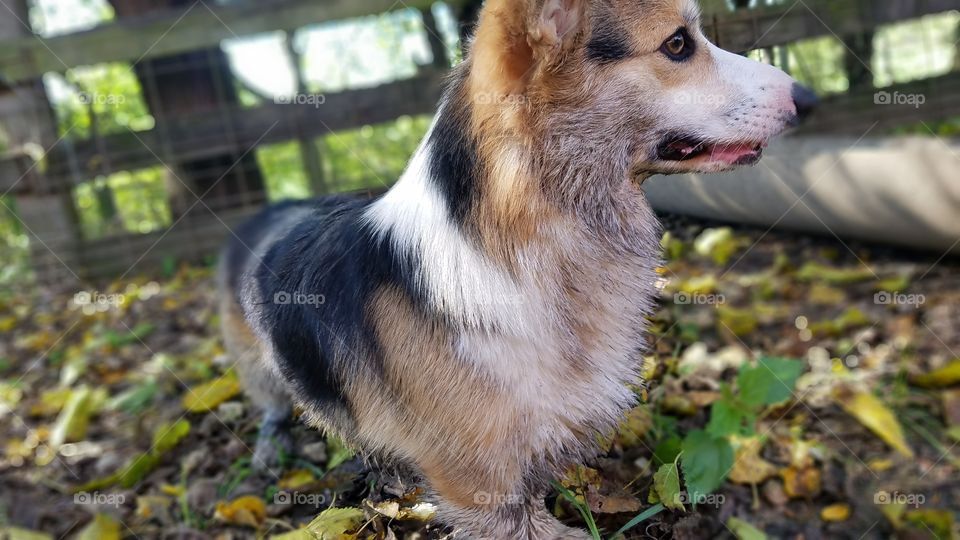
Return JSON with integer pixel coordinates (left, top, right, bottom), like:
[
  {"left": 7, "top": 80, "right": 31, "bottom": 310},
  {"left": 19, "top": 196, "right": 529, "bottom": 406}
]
[{"left": 108, "top": 0, "right": 266, "bottom": 218}]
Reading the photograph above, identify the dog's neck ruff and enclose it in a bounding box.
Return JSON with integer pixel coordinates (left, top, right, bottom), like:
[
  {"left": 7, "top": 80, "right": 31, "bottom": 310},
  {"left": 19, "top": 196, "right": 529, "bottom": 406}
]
[{"left": 363, "top": 108, "right": 531, "bottom": 331}]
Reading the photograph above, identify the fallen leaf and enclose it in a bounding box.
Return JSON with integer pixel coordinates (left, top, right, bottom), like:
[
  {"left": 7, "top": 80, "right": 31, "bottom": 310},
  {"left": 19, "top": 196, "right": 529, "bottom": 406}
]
[
  {"left": 694, "top": 228, "right": 742, "bottom": 265},
  {"left": 136, "top": 495, "right": 172, "bottom": 520},
  {"left": 726, "top": 517, "right": 768, "bottom": 540},
  {"left": 271, "top": 506, "right": 365, "bottom": 540},
  {"left": 75, "top": 514, "right": 120, "bottom": 540},
  {"left": 279, "top": 469, "right": 317, "bottom": 490},
  {"left": 0, "top": 527, "right": 54, "bottom": 540},
  {"left": 369, "top": 500, "right": 400, "bottom": 519},
  {"left": 215, "top": 495, "right": 267, "bottom": 528},
  {"left": 182, "top": 371, "right": 241, "bottom": 412},
  {"left": 911, "top": 360, "right": 960, "bottom": 388},
  {"left": 808, "top": 284, "right": 846, "bottom": 305},
  {"left": 834, "top": 388, "right": 913, "bottom": 457},
  {"left": 821, "top": 503, "right": 851, "bottom": 522},
  {"left": 325, "top": 436, "right": 355, "bottom": 471},
  {"left": 904, "top": 509, "right": 955, "bottom": 539},
  {"left": 728, "top": 438, "right": 778, "bottom": 485},
  {"left": 653, "top": 462, "right": 684, "bottom": 511},
  {"left": 617, "top": 406, "right": 653, "bottom": 447},
  {"left": 796, "top": 263, "right": 874, "bottom": 285},
  {"left": 781, "top": 466, "right": 821, "bottom": 499},
  {"left": 717, "top": 307, "right": 758, "bottom": 338},
  {"left": 152, "top": 419, "right": 191, "bottom": 454},
  {"left": 49, "top": 386, "right": 96, "bottom": 448}
]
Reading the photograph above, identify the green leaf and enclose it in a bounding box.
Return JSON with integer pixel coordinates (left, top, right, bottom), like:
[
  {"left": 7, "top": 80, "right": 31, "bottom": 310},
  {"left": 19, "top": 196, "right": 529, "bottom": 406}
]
[
  {"left": 653, "top": 462, "right": 684, "bottom": 511},
  {"left": 652, "top": 436, "right": 682, "bottom": 467},
  {"left": 325, "top": 436, "right": 355, "bottom": 471},
  {"left": 680, "top": 430, "right": 733, "bottom": 502},
  {"left": 706, "top": 398, "right": 754, "bottom": 437},
  {"left": 727, "top": 517, "right": 768, "bottom": 540},
  {"left": 737, "top": 357, "right": 803, "bottom": 408},
  {"left": 152, "top": 419, "right": 191, "bottom": 454}
]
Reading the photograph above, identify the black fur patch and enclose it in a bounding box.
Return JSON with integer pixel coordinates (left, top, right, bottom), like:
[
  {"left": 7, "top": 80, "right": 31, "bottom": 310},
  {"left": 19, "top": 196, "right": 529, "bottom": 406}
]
[
  {"left": 586, "top": 23, "right": 632, "bottom": 64},
  {"left": 239, "top": 196, "right": 424, "bottom": 426},
  {"left": 425, "top": 70, "right": 481, "bottom": 228}
]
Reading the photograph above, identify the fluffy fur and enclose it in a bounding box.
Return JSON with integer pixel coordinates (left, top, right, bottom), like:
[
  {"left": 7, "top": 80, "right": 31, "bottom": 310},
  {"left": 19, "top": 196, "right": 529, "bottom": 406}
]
[{"left": 219, "top": 0, "right": 810, "bottom": 537}]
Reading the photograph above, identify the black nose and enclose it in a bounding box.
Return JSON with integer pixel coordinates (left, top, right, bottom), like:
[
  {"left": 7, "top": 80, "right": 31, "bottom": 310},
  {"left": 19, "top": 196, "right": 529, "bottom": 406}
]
[{"left": 792, "top": 83, "right": 819, "bottom": 120}]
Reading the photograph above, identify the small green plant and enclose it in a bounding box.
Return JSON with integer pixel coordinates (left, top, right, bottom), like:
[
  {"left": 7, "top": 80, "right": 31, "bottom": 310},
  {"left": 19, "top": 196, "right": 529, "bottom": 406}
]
[{"left": 652, "top": 357, "right": 804, "bottom": 506}]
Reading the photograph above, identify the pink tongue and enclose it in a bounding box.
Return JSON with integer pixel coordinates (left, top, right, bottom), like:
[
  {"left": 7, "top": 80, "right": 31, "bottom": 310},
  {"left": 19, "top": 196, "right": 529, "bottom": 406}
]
[{"left": 709, "top": 143, "right": 758, "bottom": 164}]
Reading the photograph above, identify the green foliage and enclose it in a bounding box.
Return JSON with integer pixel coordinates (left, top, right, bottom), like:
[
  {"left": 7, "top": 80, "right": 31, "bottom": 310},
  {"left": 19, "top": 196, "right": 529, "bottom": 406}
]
[
  {"left": 648, "top": 358, "right": 804, "bottom": 505},
  {"left": 48, "top": 64, "right": 153, "bottom": 139},
  {"left": 680, "top": 430, "right": 734, "bottom": 502},
  {"left": 0, "top": 196, "right": 31, "bottom": 288},
  {"left": 73, "top": 167, "right": 172, "bottom": 239}
]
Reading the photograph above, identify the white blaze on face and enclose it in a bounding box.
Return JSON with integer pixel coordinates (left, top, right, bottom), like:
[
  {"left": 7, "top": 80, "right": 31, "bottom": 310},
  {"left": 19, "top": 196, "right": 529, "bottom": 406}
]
[{"left": 660, "top": 40, "right": 799, "bottom": 146}]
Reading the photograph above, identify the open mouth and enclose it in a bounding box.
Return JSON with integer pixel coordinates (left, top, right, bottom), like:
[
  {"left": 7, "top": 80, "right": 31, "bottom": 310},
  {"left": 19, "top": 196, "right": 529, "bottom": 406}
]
[{"left": 657, "top": 135, "right": 765, "bottom": 166}]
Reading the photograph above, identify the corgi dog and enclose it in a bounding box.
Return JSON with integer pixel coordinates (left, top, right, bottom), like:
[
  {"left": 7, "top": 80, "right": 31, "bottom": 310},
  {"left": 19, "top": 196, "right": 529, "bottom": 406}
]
[{"left": 218, "top": 0, "right": 816, "bottom": 537}]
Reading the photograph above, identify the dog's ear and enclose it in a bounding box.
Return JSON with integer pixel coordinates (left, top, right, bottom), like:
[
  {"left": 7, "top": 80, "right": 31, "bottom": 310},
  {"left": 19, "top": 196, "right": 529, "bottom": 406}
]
[{"left": 530, "top": 0, "right": 585, "bottom": 49}]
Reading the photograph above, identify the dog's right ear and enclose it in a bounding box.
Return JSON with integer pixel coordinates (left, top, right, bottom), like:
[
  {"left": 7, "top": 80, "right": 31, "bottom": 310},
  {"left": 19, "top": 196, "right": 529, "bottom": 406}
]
[
  {"left": 470, "top": 0, "right": 586, "bottom": 96},
  {"left": 529, "top": 0, "right": 585, "bottom": 51}
]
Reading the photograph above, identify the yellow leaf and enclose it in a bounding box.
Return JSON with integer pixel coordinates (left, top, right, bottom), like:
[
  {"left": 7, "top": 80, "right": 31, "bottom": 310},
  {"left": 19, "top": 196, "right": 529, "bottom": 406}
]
[
  {"left": 49, "top": 386, "right": 96, "bottom": 448},
  {"left": 160, "top": 483, "right": 185, "bottom": 497},
  {"left": 136, "top": 495, "right": 172, "bottom": 519},
  {"left": 182, "top": 372, "right": 241, "bottom": 412},
  {"left": 271, "top": 507, "right": 366, "bottom": 540},
  {"left": 728, "top": 438, "right": 778, "bottom": 485},
  {"left": 152, "top": 419, "right": 191, "bottom": 454},
  {"left": 0, "top": 316, "right": 17, "bottom": 332},
  {"left": 76, "top": 514, "right": 120, "bottom": 540},
  {"left": 781, "top": 466, "right": 821, "bottom": 499},
  {"left": 215, "top": 495, "right": 267, "bottom": 528},
  {"left": 867, "top": 458, "right": 894, "bottom": 473},
  {"left": 0, "top": 527, "right": 54, "bottom": 540},
  {"left": 278, "top": 469, "right": 316, "bottom": 490},
  {"left": 835, "top": 388, "right": 913, "bottom": 457},
  {"left": 616, "top": 406, "right": 652, "bottom": 447},
  {"left": 821, "top": 503, "right": 851, "bottom": 522},
  {"left": 30, "top": 388, "right": 72, "bottom": 417},
  {"left": 911, "top": 360, "right": 960, "bottom": 388}
]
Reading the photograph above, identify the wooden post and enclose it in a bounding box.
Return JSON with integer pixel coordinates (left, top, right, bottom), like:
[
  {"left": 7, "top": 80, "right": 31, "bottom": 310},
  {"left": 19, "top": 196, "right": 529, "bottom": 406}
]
[{"left": 0, "top": 0, "right": 82, "bottom": 287}]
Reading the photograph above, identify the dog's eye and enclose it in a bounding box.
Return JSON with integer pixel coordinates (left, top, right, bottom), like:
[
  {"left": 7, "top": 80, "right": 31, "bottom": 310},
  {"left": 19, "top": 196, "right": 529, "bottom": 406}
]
[{"left": 661, "top": 29, "right": 695, "bottom": 61}]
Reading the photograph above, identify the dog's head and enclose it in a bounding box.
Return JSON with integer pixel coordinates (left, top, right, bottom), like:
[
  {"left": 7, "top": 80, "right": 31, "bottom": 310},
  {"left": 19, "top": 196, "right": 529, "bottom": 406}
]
[{"left": 467, "top": 0, "right": 817, "bottom": 179}]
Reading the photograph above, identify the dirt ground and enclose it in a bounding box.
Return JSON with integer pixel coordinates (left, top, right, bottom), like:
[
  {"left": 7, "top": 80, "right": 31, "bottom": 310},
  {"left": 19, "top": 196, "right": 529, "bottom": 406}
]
[{"left": 1, "top": 213, "right": 958, "bottom": 539}]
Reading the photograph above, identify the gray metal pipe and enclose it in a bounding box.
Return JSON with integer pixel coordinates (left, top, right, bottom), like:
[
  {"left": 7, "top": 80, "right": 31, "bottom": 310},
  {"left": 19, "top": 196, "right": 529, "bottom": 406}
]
[{"left": 644, "top": 136, "right": 960, "bottom": 254}]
